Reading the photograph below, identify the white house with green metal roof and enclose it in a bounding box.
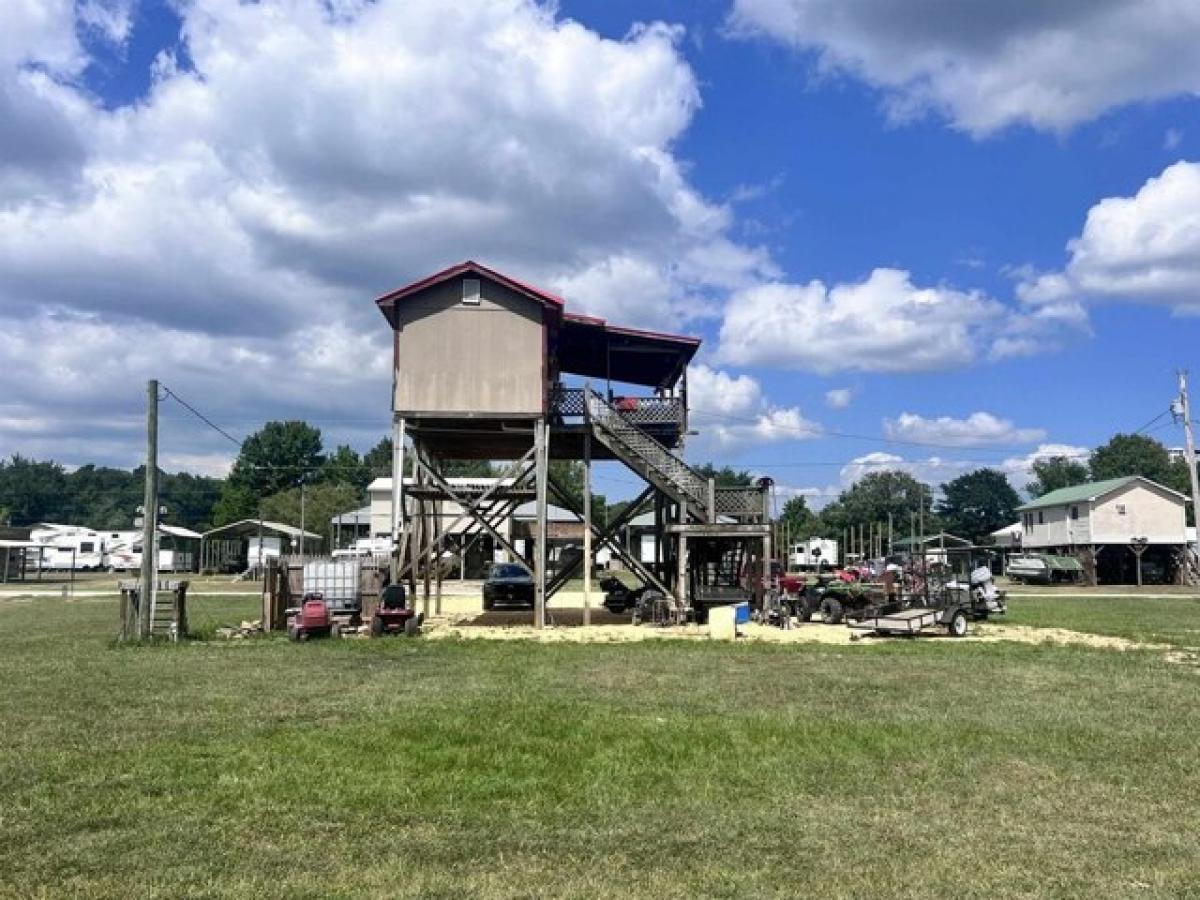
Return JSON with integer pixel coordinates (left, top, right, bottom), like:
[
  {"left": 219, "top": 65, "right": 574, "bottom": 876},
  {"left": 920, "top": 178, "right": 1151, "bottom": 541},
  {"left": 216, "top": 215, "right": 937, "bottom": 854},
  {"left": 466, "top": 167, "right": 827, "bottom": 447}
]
[{"left": 1016, "top": 476, "right": 1188, "bottom": 584}]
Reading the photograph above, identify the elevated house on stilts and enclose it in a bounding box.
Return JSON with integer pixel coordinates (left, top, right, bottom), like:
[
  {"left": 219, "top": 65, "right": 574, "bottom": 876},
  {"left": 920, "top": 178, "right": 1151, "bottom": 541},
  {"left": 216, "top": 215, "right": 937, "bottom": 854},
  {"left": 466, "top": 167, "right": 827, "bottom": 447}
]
[{"left": 376, "top": 261, "right": 772, "bottom": 626}]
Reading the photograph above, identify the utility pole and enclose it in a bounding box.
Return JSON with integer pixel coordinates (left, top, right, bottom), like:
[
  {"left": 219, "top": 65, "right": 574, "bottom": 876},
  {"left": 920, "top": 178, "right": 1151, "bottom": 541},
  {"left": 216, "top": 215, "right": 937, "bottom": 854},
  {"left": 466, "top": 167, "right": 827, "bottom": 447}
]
[
  {"left": 299, "top": 478, "right": 307, "bottom": 565},
  {"left": 1176, "top": 372, "right": 1195, "bottom": 520},
  {"left": 139, "top": 379, "right": 159, "bottom": 639},
  {"left": 1175, "top": 371, "right": 1200, "bottom": 554}
]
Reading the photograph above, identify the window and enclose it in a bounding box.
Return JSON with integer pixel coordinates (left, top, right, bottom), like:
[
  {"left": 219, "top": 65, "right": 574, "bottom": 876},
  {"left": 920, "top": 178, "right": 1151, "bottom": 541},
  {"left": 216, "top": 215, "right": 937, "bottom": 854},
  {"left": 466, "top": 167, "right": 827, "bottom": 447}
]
[
  {"left": 80, "top": 542, "right": 95, "bottom": 552},
  {"left": 1116, "top": 503, "right": 1127, "bottom": 516},
  {"left": 462, "top": 278, "right": 481, "bottom": 305},
  {"left": 1038, "top": 511, "right": 1044, "bottom": 524},
  {"left": 1070, "top": 506, "right": 1078, "bottom": 520}
]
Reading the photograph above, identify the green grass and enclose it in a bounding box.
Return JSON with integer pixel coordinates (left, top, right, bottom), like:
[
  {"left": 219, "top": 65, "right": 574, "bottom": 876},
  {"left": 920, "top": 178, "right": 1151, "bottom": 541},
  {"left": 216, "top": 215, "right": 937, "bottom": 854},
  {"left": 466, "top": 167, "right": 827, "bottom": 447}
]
[
  {"left": 1003, "top": 593, "right": 1200, "bottom": 648},
  {"left": 1, "top": 594, "right": 1198, "bottom": 898}
]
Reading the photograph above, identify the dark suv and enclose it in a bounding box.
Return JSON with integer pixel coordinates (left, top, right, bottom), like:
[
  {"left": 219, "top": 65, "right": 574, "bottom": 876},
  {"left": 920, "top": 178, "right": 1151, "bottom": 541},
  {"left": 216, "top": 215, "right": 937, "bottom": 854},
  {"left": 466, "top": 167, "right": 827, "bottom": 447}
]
[{"left": 482, "top": 563, "right": 535, "bottom": 610}]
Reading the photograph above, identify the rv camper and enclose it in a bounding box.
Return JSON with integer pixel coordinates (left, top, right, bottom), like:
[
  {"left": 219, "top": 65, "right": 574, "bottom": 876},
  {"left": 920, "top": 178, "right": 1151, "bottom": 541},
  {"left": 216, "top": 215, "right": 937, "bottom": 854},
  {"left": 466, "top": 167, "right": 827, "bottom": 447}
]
[
  {"left": 29, "top": 525, "right": 106, "bottom": 571},
  {"left": 789, "top": 538, "right": 839, "bottom": 570}
]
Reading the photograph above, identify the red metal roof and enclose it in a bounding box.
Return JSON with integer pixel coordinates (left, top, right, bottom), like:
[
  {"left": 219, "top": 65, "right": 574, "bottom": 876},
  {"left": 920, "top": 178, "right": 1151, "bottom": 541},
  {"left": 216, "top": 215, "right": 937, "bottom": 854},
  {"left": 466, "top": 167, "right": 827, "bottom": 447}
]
[
  {"left": 562, "top": 312, "right": 700, "bottom": 347},
  {"left": 375, "top": 260, "right": 565, "bottom": 313},
  {"left": 376, "top": 261, "right": 701, "bottom": 385}
]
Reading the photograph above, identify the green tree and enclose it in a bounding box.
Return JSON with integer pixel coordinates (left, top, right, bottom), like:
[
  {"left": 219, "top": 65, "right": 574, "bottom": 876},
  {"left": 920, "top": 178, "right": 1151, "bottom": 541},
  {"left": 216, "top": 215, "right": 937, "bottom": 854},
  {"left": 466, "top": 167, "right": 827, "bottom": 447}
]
[
  {"left": 547, "top": 460, "right": 585, "bottom": 509},
  {"left": 819, "top": 471, "right": 935, "bottom": 536},
  {"left": 364, "top": 437, "right": 393, "bottom": 477},
  {"left": 321, "top": 445, "right": 371, "bottom": 491},
  {"left": 217, "top": 421, "right": 325, "bottom": 522},
  {"left": 0, "top": 455, "right": 68, "bottom": 525},
  {"left": 1027, "top": 456, "right": 1090, "bottom": 498},
  {"left": 694, "top": 463, "right": 756, "bottom": 487},
  {"left": 445, "top": 459, "right": 497, "bottom": 478},
  {"left": 260, "top": 482, "right": 363, "bottom": 552},
  {"left": 63, "top": 464, "right": 141, "bottom": 529},
  {"left": 935, "top": 469, "right": 1020, "bottom": 542},
  {"left": 777, "top": 495, "right": 817, "bottom": 542},
  {"left": 159, "top": 470, "right": 225, "bottom": 531},
  {"left": 1088, "top": 433, "right": 1174, "bottom": 484}
]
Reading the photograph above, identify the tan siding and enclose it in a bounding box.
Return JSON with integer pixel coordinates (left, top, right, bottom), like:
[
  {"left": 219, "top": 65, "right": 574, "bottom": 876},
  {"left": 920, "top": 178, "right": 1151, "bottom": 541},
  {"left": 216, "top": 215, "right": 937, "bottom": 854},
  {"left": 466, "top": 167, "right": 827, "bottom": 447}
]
[
  {"left": 392, "top": 278, "right": 545, "bottom": 415},
  {"left": 1091, "top": 483, "right": 1186, "bottom": 544}
]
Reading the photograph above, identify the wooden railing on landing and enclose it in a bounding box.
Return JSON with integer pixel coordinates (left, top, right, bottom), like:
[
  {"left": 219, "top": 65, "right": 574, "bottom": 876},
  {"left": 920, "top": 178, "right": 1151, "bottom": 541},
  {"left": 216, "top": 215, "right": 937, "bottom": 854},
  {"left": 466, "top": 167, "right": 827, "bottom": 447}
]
[{"left": 551, "top": 386, "right": 683, "bottom": 427}]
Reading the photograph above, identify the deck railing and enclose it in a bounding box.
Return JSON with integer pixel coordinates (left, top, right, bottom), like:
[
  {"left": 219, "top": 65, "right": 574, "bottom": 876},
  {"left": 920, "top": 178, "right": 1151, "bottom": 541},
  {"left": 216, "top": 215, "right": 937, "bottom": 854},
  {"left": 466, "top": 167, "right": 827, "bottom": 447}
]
[{"left": 551, "top": 386, "right": 683, "bottom": 427}]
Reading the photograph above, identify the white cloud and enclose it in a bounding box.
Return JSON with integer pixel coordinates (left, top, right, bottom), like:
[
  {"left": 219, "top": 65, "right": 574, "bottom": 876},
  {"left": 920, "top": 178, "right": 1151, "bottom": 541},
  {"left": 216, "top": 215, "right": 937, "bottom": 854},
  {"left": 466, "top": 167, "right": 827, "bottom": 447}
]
[
  {"left": 838, "top": 451, "right": 971, "bottom": 490},
  {"left": 0, "top": 0, "right": 777, "bottom": 468},
  {"left": 729, "top": 0, "right": 1200, "bottom": 135},
  {"left": 883, "top": 411, "right": 1046, "bottom": 448},
  {"left": 1164, "top": 128, "right": 1183, "bottom": 151},
  {"left": 1019, "top": 161, "right": 1200, "bottom": 316},
  {"left": 717, "top": 268, "right": 1005, "bottom": 373},
  {"left": 824, "top": 387, "right": 853, "bottom": 409},
  {"left": 999, "top": 443, "right": 1091, "bottom": 492},
  {"left": 686, "top": 363, "right": 821, "bottom": 451}
]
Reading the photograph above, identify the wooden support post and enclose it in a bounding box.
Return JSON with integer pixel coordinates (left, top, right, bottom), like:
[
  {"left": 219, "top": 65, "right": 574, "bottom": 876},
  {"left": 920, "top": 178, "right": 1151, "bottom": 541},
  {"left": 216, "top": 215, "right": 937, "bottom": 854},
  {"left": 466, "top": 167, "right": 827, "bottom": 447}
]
[
  {"left": 1130, "top": 539, "right": 1149, "bottom": 587},
  {"left": 421, "top": 501, "right": 432, "bottom": 619},
  {"left": 434, "top": 486, "right": 443, "bottom": 615},
  {"left": 534, "top": 418, "right": 548, "bottom": 629},
  {"left": 390, "top": 417, "right": 406, "bottom": 581},
  {"left": 676, "top": 532, "right": 688, "bottom": 609},
  {"left": 583, "top": 427, "right": 592, "bottom": 626}
]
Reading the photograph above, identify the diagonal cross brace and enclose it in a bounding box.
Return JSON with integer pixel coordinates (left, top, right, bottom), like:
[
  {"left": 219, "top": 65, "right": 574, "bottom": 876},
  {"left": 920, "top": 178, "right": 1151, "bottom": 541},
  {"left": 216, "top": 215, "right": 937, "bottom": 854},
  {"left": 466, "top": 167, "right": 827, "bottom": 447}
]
[
  {"left": 544, "top": 480, "right": 672, "bottom": 598},
  {"left": 413, "top": 452, "right": 535, "bottom": 577},
  {"left": 398, "top": 447, "right": 536, "bottom": 579},
  {"left": 544, "top": 482, "right": 653, "bottom": 597}
]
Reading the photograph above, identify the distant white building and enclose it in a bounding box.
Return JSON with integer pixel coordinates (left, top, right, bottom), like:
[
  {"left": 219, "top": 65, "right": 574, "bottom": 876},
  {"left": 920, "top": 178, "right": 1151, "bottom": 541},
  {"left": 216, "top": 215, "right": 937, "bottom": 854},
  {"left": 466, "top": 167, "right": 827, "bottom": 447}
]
[
  {"left": 1016, "top": 476, "right": 1188, "bottom": 584},
  {"left": 989, "top": 522, "right": 1023, "bottom": 548}
]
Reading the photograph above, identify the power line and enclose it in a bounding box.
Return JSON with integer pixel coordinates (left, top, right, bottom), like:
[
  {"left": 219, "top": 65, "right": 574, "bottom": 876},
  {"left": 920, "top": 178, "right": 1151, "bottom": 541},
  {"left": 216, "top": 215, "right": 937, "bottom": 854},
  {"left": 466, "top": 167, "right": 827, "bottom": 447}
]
[{"left": 160, "top": 386, "right": 244, "bottom": 448}]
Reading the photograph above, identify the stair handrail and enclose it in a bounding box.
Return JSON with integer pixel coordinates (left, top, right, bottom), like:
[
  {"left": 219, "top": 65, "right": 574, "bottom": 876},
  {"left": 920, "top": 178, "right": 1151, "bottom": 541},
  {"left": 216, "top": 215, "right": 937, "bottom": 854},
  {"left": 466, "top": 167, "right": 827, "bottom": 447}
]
[{"left": 584, "top": 386, "right": 710, "bottom": 509}]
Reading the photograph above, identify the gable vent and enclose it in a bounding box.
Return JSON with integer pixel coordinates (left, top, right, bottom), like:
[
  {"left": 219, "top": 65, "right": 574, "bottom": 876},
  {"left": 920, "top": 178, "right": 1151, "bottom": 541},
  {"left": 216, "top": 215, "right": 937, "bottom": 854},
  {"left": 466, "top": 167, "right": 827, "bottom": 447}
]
[{"left": 462, "top": 278, "right": 481, "bottom": 305}]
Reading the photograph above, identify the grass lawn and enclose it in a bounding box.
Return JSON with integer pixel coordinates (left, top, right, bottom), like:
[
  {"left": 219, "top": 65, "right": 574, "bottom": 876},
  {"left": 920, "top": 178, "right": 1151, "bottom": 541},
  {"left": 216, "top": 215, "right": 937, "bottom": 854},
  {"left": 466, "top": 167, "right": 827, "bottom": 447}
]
[
  {"left": 1003, "top": 593, "right": 1200, "bottom": 648},
  {"left": 1, "top": 593, "right": 1198, "bottom": 898}
]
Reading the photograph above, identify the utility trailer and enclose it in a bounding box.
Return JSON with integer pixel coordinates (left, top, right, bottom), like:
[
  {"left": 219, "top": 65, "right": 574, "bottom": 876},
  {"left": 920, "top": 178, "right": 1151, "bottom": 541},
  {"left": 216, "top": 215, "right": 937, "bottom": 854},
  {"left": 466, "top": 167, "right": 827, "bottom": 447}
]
[
  {"left": 850, "top": 605, "right": 968, "bottom": 637},
  {"left": 849, "top": 565, "right": 1006, "bottom": 638}
]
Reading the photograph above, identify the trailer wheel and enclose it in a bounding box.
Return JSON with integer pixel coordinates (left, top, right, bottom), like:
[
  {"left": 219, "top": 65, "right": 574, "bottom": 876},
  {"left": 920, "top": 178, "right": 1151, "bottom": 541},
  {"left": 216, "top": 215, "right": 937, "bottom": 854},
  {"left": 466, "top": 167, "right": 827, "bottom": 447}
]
[
  {"left": 821, "top": 597, "right": 844, "bottom": 625},
  {"left": 947, "top": 610, "right": 968, "bottom": 638}
]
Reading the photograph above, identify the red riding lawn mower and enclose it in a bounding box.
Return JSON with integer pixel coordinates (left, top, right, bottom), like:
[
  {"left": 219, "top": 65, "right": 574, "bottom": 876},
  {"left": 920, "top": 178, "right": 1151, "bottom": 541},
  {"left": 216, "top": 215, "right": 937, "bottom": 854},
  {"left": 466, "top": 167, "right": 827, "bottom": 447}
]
[
  {"left": 287, "top": 592, "right": 339, "bottom": 641},
  {"left": 370, "top": 583, "right": 423, "bottom": 637}
]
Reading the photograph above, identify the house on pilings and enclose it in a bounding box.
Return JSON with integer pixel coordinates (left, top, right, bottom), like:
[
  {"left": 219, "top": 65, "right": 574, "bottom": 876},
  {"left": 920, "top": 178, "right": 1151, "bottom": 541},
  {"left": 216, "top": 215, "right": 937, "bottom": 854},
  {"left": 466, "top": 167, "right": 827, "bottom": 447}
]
[{"left": 375, "top": 260, "right": 772, "bottom": 625}]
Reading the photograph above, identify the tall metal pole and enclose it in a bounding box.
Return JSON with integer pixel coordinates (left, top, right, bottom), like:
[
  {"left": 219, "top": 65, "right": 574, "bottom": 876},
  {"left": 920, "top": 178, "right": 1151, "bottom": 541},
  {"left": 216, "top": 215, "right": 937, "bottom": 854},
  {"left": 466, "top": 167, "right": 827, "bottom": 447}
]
[
  {"left": 1177, "top": 371, "right": 1200, "bottom": 553},
  {"left": 139, "top": 379, "right": 159, "bottom": 639}
]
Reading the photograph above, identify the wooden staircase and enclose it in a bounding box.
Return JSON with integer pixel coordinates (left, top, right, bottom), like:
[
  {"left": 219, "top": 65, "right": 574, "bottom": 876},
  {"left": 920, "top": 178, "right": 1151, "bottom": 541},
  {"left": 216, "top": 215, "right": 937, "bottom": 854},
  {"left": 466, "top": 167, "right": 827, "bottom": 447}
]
[{"left": 584, "top": 388, "right": 713, "bottom": 522}]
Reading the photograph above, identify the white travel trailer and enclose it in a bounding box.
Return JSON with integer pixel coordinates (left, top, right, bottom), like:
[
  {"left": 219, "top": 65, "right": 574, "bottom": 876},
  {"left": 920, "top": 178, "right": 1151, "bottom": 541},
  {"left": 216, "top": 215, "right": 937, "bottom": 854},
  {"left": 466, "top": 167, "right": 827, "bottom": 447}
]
[
  {"left": 29, "top": 524, "right": 106, "bottom": 571},
  {"left": 789, "top": 538, "right": 839, "bottom": 570},
  {"left": 105, "top": 526, "right": 200, "bottom": 572}
]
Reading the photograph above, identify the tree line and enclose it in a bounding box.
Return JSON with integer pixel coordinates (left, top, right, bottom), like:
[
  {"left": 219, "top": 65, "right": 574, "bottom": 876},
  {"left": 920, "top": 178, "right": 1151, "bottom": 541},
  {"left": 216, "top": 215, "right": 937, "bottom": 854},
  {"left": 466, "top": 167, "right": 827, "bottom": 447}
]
[
  {"left": 775, "top": 432, "right": 1196, "bottom": 546},
  {"left": 1, "top": 426, "right": 1193, "bottom": 548}
]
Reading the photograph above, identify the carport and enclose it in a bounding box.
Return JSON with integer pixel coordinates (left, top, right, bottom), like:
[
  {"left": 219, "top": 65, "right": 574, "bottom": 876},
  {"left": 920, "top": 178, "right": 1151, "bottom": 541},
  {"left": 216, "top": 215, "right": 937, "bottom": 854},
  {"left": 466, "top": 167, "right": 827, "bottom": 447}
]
[{"left": 200, "top": 520, "right": 322, "bottom": 574}]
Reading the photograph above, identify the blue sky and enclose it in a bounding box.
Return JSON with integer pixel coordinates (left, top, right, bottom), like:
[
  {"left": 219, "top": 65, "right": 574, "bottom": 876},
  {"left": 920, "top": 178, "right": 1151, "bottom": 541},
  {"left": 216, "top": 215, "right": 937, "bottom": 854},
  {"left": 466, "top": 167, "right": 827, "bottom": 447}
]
[{"left": 2, "top": 0, "right": 1198, "bottom": 508}]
